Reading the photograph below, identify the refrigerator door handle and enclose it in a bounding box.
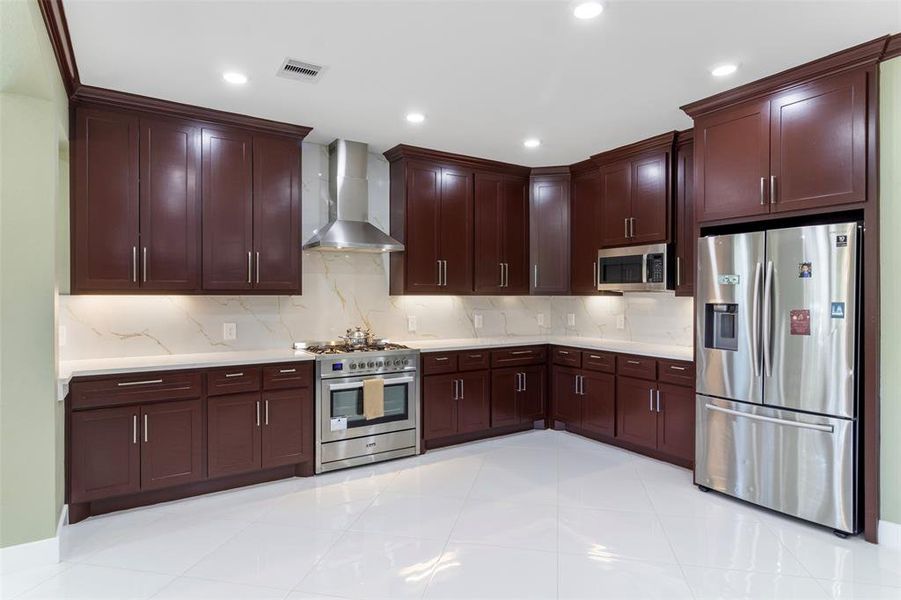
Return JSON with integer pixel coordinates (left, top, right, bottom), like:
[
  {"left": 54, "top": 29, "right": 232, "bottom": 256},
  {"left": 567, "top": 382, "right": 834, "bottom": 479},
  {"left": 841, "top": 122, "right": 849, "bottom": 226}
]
[
  {"left": 762, "top": 260, "right": 774, "bottom": 377},
  {"left": 704, "top": 403, "right": 834, "bottom": 433},
  {"left": 751, "top": 262, "right": 763, "bottom": 377}
]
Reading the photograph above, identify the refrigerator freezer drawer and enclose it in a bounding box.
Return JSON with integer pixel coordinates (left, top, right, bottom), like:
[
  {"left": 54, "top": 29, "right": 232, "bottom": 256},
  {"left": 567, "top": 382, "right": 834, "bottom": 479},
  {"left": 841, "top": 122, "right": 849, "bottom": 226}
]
[{"left": 695, "top": 395, "right": 856, "bottom": 533}]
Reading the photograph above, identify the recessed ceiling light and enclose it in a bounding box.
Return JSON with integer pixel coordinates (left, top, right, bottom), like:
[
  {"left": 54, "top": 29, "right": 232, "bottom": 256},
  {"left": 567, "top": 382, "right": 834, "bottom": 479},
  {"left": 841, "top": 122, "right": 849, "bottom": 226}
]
[
  {"left": 406, "top": 112, "right": 426, "bottom": 124},
  {"left": 573, "top": 1, "right": 604, "bottom": 19},
  {"left": 711, "top": 64, "right": 738, "bottom": 77},
  {"left": 523, "top": 138, "right": 541, "bottom": 149},
  {"left": 222, "top": 71, "right": 248, "bottom": 85}
]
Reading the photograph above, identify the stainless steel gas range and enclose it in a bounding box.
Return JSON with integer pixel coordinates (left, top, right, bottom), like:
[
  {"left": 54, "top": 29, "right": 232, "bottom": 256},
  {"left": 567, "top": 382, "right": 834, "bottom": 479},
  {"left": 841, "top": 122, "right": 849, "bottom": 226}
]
[{"left": 298, "top": 330, "right": 420, "bottom": 473}]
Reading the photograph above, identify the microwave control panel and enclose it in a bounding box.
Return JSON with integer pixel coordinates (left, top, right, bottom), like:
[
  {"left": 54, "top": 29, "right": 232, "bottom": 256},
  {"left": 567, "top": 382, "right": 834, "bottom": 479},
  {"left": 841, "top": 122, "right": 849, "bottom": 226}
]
[{"left": 646, "top": 253, "right": 665, "bottom": 283}]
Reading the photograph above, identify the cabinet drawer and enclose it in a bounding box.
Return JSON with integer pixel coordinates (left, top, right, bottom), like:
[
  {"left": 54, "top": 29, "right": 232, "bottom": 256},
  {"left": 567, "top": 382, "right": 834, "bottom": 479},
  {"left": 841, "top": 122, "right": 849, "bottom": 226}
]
[
  {"left": 657, "top": 359, "right": 695, "bottom": 387},
  {"left": 616, "top": 355, "right": 657, "bottom": 380},
  {"left": 458, "top": 351, "right": 490, "bottom": 371},
  {"left": 206, "top": 367, "right": 261, "bottom": 396},
  {"left": 263, "top": 363, "right": 312, "bottom": 390},
  {"left": 491, "top": 346, "right": 547, "bottom": 368},
  {"left": 552, "top": 346, "right": 582, "bottom": 368},
  {"left": 70, "top": 371, "right": 202, "bottom": 410},
  {"left": 582, "top": 351, "right": 615, "bottom": 373},
  {"left": 423, "top": 352, "right": 459, "bottom": 375}
]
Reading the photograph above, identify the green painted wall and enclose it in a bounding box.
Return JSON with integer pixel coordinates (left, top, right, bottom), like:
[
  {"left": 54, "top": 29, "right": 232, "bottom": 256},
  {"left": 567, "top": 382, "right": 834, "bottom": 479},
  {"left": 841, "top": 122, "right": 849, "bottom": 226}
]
[
  {"left": 0, "top": 0, "right": 68, "bottom": 548},
  {"left": 880, "top": 56, "right": 901, "bottom": 526}
]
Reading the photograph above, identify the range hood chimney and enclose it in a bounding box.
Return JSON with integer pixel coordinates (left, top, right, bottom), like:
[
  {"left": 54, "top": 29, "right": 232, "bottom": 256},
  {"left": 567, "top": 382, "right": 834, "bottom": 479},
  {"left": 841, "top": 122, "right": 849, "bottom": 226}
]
[{"left": 302, "top": 139, "right": 404, "bottom": 253}]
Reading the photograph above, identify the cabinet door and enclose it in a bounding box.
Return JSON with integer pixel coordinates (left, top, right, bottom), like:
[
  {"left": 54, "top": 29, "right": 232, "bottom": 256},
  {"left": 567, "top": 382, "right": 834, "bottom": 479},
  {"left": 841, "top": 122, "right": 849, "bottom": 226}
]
[
  {"left": 139, "top": 118, "right": 201, "bottom": 291},
  {"left": 405, "top": 162, "right": 443, "bottom": 292},
  {"left": 615, "top": 377, "right": 657, "bottom": 449},
  {"left": 570, "top": 169, "right": 602, "bottom": 293},
  {"left": 656, "top": 383, "right": 695, "bottom": 463},
  {"left": 674, "top": 138, "right": 695, "bottom": 297},
  {"left": 439, "top": 166, "right": 474, "bottom": 293},
  {"left": 694, "top": 98, "right": 770, "bottom": 222},
  {"left": 253, "top": 135, "right": 302, "bottom": 291},
  {"left": 581, "top": 371, "right": 615, "bottom": 437},
  {"left": 72, "top": 107, "right": 140, "bottom": 291},
  {"left": 202, "top": 127, "right": 254, "bottom": 291},
  {"left": 457, "top": 370, "right": 491, "bottom": 434},
  {"left": 552, "top": 367, "right": 581, "bottom": 426},
  {"left": 769, "top": 69, "right": 867, "bottom": 212},
  {"left": 630, "top": 152, "right": 670, "bottom": 244},
  {"left": 490, "top": 368, "right": 519, "bottom": 428},
  {"left": 70, "top": 406, "right": 140, "bottom": 502},
  {"left": 518, "top": 365, "right": 546, "bottom": 423},
  {"left": 423, "top": 374, "right": 458, "bottom": 440},
  {"left": 207, "top": 392, "right": 261, "bottom": 478},
  {"left": 502, "top": 177, "right": 530, "bottom": 293},
  {"left": 140, "top": 399, "right": 203, "bottom": 490},
  {"left": 261, "top": 387, "right": 311, "bottom": 468},
  {"left": 530, "top": 174, "right": 570, "bottom": 294},
  {"left": 474, "top": 173, "right": 505, "bottom": 293},
  {"left": 598, "top": 161, "right": 632, "bottom": 248}
]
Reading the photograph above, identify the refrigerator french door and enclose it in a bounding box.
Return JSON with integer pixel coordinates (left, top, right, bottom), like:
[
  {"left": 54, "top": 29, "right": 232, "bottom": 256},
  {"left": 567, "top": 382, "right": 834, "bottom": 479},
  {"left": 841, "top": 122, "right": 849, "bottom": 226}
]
[{"left": 695, "top": 222, "right": 859, "bottom": 533}]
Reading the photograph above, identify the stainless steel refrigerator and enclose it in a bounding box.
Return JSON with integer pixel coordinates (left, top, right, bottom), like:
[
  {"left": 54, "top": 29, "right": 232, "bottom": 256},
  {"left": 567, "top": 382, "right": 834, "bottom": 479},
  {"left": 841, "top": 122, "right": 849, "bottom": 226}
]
[{"left": 695, "top": 222, "right": 859, "bottom": 534}]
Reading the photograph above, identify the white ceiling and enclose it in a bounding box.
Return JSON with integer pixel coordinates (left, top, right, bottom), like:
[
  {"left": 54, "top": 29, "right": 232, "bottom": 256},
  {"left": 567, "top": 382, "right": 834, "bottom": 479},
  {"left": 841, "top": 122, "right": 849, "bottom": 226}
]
[{"left": 64, "top": 0, "right": 900, "bottom": 166}]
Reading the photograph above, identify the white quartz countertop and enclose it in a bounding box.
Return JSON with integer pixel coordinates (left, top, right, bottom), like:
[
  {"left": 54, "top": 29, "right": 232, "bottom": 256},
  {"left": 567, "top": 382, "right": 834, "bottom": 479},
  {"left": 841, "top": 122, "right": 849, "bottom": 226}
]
[{"left": 402, "top": 336, "right": 694, "bottom": 361}]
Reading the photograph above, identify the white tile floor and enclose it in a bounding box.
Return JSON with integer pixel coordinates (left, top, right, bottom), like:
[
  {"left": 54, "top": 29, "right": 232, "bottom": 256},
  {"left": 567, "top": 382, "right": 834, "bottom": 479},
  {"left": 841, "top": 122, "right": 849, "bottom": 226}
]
[{"left": 3, "top": 430, "right": 900, "bottom": 599}]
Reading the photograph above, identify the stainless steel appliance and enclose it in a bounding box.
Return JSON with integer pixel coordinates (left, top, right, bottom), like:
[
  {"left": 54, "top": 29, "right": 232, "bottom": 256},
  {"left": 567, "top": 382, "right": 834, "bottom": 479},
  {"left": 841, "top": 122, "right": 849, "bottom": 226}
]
[
  {"left": 597, "top": 243, "right": 669, "bottom": 292},
  {"left": 695, "top": 222, "right": 860, "bottom": 534},
  {"left": 300, "top": 336, "right": 420, "bottom": 473}
]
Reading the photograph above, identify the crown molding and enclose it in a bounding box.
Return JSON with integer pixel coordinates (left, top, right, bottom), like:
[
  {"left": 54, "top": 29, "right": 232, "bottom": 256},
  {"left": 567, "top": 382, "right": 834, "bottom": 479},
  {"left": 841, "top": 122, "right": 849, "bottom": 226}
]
[
  {"left": 37, "top": 0, "right": 79, "bottom": 97},
  {"left": 530, "top": 166, "right": 571, "bottom": 177},
  {"left": 383, "top": 144, "right": 531, "bottom": 177},
  {"left": 590, "top": 131, "right": 677, "bottom": 165},
  {"left": 884, "top": 33, "right": 901, "bottom": 62}
]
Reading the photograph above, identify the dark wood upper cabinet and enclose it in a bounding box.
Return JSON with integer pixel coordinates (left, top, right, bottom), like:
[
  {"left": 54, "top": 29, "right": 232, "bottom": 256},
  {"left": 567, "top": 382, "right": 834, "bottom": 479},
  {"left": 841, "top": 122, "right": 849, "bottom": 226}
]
[
  {"left": 570, "top": 165, "right": 602, "bottom": 294},
  {"left": 655, "top": 383, "right": 695, "bottom": 464},
  {"left": 207, "top": 392, "right": 261, "bottom": 478},
  {"left": 70, "top": 406, "right": 141, "bottom": 503},
  {"left": 261, "top": 387, "right": 311, "bottom": 468},
  {"left": 72, "top": 107, "right": 140, "bottom": 292},
  {"left": 530, "top": 170, "right": 571, "bottom": 294},
  {"left": 439, "top": 166, "right": 474, "bottom": 293},
  {"left": 475, "top": 173, "right": 529, "bottom": 294},
  {"left": 769, "top": 69, "right": 867, "bottom": 212},
  {"left": 140, "top": 399, "right": 204, "bottom": 490},
  {"left": 694, "top": 99, "right": 771, "bottom": 222},
  {"left": 139, "top": 118, "right": 201, "bottom": 291},
  {"left": 674, "top": 132, "right": 695, "bottom": 297},
  {"left": 629, "top": 152, "right": 669, "bottom": 244},
  {"left": 401, "top": 162, "right": 443, "bottom": 293},
  {"left": 457, "top": 370, "right": 491, "bottom": 434},
  {"left": 202, "top": 127, "right": 254, "bottom": 291},
  {"left": 252, "top": 135, "right": 302, "bottom": 292},
  {"left": 598, "top": 161, "right": 632, "bottom": 248}
]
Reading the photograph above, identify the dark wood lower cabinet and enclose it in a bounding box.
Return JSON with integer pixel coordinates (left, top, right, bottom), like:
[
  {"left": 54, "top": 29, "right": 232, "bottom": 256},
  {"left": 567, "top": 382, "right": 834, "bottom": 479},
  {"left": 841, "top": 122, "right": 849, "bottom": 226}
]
[
  {"left": 615, "top": 376, "right": 658, "bottom": 448},
  {"left": 580, "top": 371, "right": 615, "bottom": 437},
  {"left": 70, "top": 406, "right": 141, "bottom": 503},
  {"left": 656, "top": 383, "right": 695, "bottom": 463},
  {"left": 261, "top": 387, "right": 312, "bottom": 468},
  {"left": 492, "top": 365, "right": 546, "bottom": 426},
  {"left": 552, "top": 367, "right": 582, "bottom": 424},
  {"left": 490, "top": 368, "right": 519, "bottom": 428},
  {"left": 207, "top": 392, "right": 262, "bottom": 478},
  {"left": 140, "top": 399, "right": 203, "bottom": 490},
  {"left": 423, "top": 371, "right": 491, "bottom": 441},
  {"left": 457, "top": 371, "right": 491, "bottom": 434}
]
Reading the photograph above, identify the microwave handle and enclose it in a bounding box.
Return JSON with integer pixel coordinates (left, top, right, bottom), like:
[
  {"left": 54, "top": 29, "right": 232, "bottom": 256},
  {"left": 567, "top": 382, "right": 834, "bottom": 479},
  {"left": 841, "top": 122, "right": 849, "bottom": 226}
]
[{"left": 327, "top": 376, "right": 415, "bottom": 391}]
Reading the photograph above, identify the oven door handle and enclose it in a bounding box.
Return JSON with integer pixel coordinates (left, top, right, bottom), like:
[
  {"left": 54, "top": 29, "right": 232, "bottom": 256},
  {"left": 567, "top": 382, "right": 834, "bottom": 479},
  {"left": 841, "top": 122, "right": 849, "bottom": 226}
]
[{"left": 326, "top": 376, "right": 415, "bottom": 391}]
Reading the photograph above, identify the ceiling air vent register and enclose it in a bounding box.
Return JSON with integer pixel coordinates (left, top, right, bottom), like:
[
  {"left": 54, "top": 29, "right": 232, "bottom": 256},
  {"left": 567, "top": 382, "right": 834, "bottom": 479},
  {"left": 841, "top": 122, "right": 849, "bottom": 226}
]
[{"left": 278, "top": 58, "right": 325, "bottom": 82}]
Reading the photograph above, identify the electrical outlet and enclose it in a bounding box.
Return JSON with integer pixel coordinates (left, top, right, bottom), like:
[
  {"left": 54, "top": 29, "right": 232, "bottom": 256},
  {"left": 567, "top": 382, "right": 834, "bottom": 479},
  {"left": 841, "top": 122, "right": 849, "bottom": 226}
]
[
  {"left": 616, "top": 315, "right": 625, "bottom": 330},
  {"left": 407, "top": 315, "right": 417, "bottom": 333},
  {"left": 537, "top": 313, "right": 546, "bottom": 327},
  {"left": 59, "top": 325, "right": 67, "bottom": 347},
  {"left": 223, "top": 322, "right": 237, "bottom": 341},
  {"left": 474, "top": 313, "right": 483, "bottom": 329},
  {"left": 567, "top": 313, "right": 576, "bottom": 327}
]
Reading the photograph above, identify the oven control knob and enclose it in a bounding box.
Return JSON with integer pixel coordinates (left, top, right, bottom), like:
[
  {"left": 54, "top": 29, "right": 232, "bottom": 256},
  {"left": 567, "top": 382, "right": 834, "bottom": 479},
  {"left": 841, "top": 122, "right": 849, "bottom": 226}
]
[
  {"left": 394, "top": 359, "right": 401, "bottom": 366},
  {"left": 403, "top": 358, "right": 410, "bottom": 365},
  {"left": 367, "top": 361, "right": 374, "bottom": 368},
  {"left": 377, "top": 361, "right": 383, "bottom": 367},
  {"left": 349, "top": 362, "right": 356, "bottom": 370}
]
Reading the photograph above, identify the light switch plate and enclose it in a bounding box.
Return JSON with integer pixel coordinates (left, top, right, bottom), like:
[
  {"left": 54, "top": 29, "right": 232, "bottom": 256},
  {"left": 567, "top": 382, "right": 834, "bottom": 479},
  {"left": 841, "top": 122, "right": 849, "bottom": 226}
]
[
  {"left": 223, "top": 322, "right": 237, "bottom": 340},
  {"left": 616, "top": 315, "right": 625, "bottom": 330},
  {"left": 567, "top": 313, "right": 576, "bottom": 327},
  {"left": 474, "top": 314, "right": 483, "bottom": 329},
  {"left": 537, "top": 313, "right": 546, "bottom": 327},
  {"left": 407, "top": 315, "right": 417, "bottom": 333}
]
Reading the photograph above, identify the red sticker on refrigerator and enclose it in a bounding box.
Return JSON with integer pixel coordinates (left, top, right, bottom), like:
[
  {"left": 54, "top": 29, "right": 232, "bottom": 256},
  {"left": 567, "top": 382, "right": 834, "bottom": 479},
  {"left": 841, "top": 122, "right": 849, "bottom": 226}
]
[{"left": 790, "top": 309, "right": 811, "bottom": 335}]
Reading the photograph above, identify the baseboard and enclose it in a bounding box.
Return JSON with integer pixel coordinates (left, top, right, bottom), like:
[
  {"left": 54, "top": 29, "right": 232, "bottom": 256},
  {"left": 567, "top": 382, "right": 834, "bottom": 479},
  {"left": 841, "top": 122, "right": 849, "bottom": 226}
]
[
  {"left": 878, "top": 519, "right": 901, "bottom": 547},
  {"left": 0, "top": 505, "right": 65, "bottom": 573}
]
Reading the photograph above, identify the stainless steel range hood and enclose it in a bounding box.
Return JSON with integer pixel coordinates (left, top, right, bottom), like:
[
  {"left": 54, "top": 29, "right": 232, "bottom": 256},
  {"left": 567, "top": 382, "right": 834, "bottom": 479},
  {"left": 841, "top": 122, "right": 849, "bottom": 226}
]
[{"left": 302, "top": 139, "right": 404, "bottom": 253}]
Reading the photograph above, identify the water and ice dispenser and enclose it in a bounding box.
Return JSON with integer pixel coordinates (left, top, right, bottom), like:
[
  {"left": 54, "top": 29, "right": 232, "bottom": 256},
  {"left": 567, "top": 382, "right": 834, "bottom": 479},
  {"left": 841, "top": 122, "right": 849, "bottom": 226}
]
[{"left": 704, "top": 303, "right": 739, "bottom": 351}]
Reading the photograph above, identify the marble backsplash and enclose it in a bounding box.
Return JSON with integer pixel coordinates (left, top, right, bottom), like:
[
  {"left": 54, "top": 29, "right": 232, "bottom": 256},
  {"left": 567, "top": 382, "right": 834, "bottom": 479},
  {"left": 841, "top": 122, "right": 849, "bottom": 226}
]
[{"left": 58, "top": 142, "right": 693, "bottom": 361}]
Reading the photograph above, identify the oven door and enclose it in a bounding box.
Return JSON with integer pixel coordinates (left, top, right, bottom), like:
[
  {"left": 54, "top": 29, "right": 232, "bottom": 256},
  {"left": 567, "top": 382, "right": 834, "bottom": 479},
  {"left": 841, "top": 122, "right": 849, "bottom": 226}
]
[{"left": 320, "top": 374, "right": 417, "bottom": 442}]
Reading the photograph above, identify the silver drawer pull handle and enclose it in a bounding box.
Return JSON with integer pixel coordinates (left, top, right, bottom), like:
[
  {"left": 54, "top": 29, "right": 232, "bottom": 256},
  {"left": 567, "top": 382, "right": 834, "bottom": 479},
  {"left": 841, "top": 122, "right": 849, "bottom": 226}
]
[
  {"left": 433, "top": 357, "right": 449, "bottom": 361},
  {"left": 144, "top": 414, "right": 149, "bottom": 443},
  {"left": 118, "top": 379, "right": 163, "bottom": 387},
  {"left": 558, "top": 351, "right": 569, "bottom": 355},
  {"left": 225, "top": 372, "right": 244, "bottom": 378},
  {"left": 670, "top": 366, "right": 687, "bottom": 371},
  {"left": 467, "top": 354, "right": 482, "bottom": 359},
  {"left": 705, "top": 403, "right": 834, "bottom": 433},
  {"left": 627, "top": 360, "right": 641, "bottom": 365},
  {"left": 510, "top": 350, "right": 533, "bottom": 355},
  {"left": 589, "top": 355, "right": 602, "bottom": 359},
  {"left": 279, "top": 368, "right": 297, "bottom": 374}
]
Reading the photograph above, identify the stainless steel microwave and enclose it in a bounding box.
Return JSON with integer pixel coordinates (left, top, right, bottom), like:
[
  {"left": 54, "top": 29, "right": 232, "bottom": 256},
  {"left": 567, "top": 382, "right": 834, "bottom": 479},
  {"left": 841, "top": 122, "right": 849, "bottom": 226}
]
[{"left": 597, "top": 243, "right": 669, "bottom": 292}]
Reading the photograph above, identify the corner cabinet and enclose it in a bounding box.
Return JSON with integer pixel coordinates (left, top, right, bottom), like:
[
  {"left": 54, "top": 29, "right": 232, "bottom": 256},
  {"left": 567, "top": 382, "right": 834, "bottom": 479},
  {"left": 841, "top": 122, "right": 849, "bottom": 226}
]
[
  {"left": 71, "top": 103, "right": 306, "bottom": 294},
  {"left": 570, "top": 162, "right": 602, "bottom": 295},
  {"left": 674, "top": 130, "right": 695, "bottom": 297},
  {"left": 530, "top": 169, "right": 571, "bottom": 294}
]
